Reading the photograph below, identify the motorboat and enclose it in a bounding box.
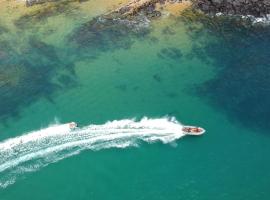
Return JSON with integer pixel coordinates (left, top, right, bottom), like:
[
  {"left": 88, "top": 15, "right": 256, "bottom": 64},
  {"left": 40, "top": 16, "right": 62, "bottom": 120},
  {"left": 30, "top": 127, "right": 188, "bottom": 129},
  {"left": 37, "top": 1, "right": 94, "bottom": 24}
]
[
  {"left": 69, "top": 122, "right": 78, "bottom": 130},
  {"left": 182, "top": 126, "right": 205, "bottom": 136}
]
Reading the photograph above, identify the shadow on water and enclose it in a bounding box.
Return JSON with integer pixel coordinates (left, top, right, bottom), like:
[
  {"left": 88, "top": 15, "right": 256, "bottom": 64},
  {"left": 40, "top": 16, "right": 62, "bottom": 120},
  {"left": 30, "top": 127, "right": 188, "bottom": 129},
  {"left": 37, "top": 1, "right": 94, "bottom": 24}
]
[
  {"left": 180, "top": 9, "right": 270, "bottom": 133},
  {"left": 0, "top": 36, "right": 77, "bottom": 123}
]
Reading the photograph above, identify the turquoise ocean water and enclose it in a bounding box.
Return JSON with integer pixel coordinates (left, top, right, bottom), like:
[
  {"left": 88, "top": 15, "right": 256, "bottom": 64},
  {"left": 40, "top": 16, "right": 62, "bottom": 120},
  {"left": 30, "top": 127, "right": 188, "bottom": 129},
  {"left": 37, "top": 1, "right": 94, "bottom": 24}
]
[{"left": 0, "top": 1, "right": 270, "bottom": 199}]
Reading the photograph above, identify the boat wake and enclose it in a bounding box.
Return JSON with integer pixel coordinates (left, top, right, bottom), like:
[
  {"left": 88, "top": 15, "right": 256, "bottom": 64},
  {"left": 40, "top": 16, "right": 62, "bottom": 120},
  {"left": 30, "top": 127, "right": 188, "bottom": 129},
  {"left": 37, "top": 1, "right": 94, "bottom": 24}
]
[{"left": 0, "top": 117, "right": 184, "bottom": 189}]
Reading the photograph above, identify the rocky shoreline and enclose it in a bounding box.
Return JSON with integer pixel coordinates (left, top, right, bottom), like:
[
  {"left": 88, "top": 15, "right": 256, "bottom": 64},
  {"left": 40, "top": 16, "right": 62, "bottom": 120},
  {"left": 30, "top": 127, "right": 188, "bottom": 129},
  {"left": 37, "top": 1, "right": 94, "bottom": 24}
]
[
  {"left": 21, "top": 0, "right": 270, "bottom": 24},
  {"left": 102, "top": 0, "right": 164, "bottom": 20},
  {"left": 194, "top": 0, "right": 270, "bottom": 18},
  {"left": 84, "top": 0, "right": 186, "bottom": 31}
]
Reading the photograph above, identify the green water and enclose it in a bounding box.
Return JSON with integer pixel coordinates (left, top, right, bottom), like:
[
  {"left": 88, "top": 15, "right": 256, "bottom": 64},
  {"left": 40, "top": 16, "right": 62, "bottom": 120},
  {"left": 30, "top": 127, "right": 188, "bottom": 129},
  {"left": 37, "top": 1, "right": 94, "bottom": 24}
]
[{"left": 1, "top": 1, "right": 270, "bottom": 199}]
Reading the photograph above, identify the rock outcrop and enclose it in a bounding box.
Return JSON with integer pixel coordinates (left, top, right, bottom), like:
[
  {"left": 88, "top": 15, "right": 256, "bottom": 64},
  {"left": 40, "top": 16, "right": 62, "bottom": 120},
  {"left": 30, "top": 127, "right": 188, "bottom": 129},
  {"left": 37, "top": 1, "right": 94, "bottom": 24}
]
[
  {"left": 194, "top": 0, "right": 270, "bottom": 17},
  {"left": 103, "top": 0, "right": 164, "bottom": 20},
  {"left": 23, "top": 0, "right": 270, "bottom": 19},
  {"left": 25, "top": 0, "right": 50, "bottom": 6}
]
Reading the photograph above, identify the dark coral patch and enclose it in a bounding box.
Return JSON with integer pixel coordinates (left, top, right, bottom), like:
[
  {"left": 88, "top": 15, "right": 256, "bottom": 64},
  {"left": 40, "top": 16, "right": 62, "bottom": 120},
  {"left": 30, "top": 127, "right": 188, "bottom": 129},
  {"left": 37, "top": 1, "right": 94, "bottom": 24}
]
[
  {"left": 115, "top": 84, "right": 128, "bottom": 92},
  {"left": 162, "top": 26, "right": 176, "bottom": 35},
  {"left": 0, "top": 24, "right": 8, "bottom": 35},
  {"left": 0, "top": 38, "right": 77, "bottom": 122},
  {"left": 14, "top": 1, "right": 78, "bottom": 29},
  {"left": 69, "top": 14, "right": 151, "bottom": 54},
  {"left": 148, "top": 36, "right": 159, "bottom": 44},
  {"left": 166, "top": 92, "right": 178, "bottom": 98},
  {"left": 153, "top": 74, "right": 162, "bottom": 82}
]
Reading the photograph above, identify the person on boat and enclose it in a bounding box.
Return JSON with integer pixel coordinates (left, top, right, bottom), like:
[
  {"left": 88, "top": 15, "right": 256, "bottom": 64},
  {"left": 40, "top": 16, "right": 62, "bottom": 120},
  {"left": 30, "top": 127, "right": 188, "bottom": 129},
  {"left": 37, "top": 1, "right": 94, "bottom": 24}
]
[
  {"left": 69, "top": 122, "right": 78, "bottom": 129},
  {"left": 183, "top": 127, "right": 191, "bottom": 132},
  {"left": 193, "top": 127, "right": 200, "bottom": 132},
  {"left": 183, "top": 127, "right": 201, "bottom": 133}
]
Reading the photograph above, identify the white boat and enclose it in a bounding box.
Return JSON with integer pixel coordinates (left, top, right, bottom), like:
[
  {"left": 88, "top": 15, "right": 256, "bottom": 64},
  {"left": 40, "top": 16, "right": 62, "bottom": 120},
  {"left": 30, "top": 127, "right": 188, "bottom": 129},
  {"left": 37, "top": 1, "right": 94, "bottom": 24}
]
[{"left": 182, "top": 126, "right": 205, "bottom": 136}]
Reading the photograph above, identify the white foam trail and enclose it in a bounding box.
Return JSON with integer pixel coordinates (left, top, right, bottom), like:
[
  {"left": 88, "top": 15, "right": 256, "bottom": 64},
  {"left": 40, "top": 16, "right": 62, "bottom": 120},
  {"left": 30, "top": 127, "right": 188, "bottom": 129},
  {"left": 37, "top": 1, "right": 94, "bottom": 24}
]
[{"left": 0, "top": 117, "right": 184, "bottom": 188}]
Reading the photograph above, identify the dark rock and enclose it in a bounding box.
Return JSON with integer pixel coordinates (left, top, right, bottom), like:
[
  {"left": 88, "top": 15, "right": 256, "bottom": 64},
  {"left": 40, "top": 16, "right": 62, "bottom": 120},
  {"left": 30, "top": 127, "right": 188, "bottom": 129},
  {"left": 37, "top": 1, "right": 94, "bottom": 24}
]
[
  {"left": 194, "top": 0, "right": 270, "bottom": 17},
  {"left": 26, "top": 0, "right": 48, "bottom": 6}
]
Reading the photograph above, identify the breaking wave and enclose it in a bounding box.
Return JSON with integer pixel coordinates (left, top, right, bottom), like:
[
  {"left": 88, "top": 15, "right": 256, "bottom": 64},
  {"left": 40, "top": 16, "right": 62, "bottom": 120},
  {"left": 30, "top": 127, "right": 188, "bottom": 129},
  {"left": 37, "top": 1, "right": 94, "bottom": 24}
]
[{"left": 0, "top": 117, "right": 184, "bottom": 188}]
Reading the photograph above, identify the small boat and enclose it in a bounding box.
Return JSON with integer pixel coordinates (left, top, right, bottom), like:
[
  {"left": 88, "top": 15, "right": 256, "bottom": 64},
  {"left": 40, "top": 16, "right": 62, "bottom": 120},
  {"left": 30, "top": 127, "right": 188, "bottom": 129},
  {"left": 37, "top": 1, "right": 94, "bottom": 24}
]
[
  {"left": 69, "top": 122, "right": 78, "bottom": 130},
  {"left": 182, "top": 126, "right": 205, "bottom": 136}
]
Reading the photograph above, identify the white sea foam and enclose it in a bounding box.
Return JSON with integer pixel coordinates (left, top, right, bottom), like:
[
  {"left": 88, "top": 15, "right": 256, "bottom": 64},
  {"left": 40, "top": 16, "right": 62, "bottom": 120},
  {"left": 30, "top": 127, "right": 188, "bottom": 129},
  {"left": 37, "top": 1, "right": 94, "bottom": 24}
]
[
  {"left": 214, "top": 12, "right": 270, "bottom": 25},
  {"left": 0, "top": 117, "right": 184, "bottom": 188}
]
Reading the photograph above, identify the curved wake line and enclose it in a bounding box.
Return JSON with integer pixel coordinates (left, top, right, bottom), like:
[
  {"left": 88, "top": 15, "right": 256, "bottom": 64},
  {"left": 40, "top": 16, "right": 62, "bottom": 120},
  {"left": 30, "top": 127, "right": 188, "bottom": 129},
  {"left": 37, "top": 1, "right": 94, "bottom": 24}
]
[{"left": 0, "top": 117, "right": 184, "bottom": 189}]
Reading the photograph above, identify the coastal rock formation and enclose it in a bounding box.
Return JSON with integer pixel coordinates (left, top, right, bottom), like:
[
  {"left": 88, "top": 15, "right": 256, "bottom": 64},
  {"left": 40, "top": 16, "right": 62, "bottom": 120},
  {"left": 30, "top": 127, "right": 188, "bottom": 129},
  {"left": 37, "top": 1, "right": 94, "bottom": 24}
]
[
  {"left": 111, "top": 0, "right": 180, "bottom": 18},
  {"left": 25, "top": 0, "right": 49, "bottom": 6},
  {"left": 23, "top": 0, "right": 270, "bottom": 19},
  {"left": 25, "top": 0, "right": 85, "bottom": 6},
  {"left": 104, "top": 0, "right": 169, "bottom": 19},
  {"left": 69, "top": 0, "right": 183, "bottom": 51},
  {"left": 194, "top": 0, "right": 270, "bottom": 17}
]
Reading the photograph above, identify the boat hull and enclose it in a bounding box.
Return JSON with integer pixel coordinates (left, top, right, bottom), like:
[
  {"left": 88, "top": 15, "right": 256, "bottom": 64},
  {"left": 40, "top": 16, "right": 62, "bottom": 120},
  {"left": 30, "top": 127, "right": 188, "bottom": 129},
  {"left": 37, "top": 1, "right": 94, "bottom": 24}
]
[{"left": 182, "top": 126, "right": 205, "bottom": 136}]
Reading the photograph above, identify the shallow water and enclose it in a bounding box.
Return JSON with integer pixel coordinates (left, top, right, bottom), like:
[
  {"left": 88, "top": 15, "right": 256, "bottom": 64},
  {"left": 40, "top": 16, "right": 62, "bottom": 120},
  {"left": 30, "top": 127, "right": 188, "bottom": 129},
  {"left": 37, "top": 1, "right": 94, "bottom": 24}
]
[{"left": 0, "top": 1, "right": 270, "bottom": 199}]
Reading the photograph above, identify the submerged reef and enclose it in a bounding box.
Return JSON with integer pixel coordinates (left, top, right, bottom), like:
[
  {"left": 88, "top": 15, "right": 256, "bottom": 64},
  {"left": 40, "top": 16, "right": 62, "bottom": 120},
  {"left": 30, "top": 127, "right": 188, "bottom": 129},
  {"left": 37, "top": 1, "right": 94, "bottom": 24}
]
[
  {"left": 0, "top": 0, "right": 186, "bottom": 122},
  {"left": 14, "top": 1, "right": 78, "bottom": 29},
  {"left": 181, "top": 9, "right": 270, "bottom": 133},
  {"left": 69, "top": 0, "right": 188, "bottom": 48},
  {"left": 69, "top": 14, "right": 151, "bottom": 53},
  {"left": 0, "top": 25, "right": 8, "bottom": 35},
  {"left": 111, "top": 0, "right": 165, "bottom": 19},
  {"left": 25, "top": 0, "right": 87, "bottom": 6},
  {"left": 0, "top": 38, "right": 76, "bottom": 122},
  {"left": 69, "top": 0, "right": 182, "bottom": 53}
]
